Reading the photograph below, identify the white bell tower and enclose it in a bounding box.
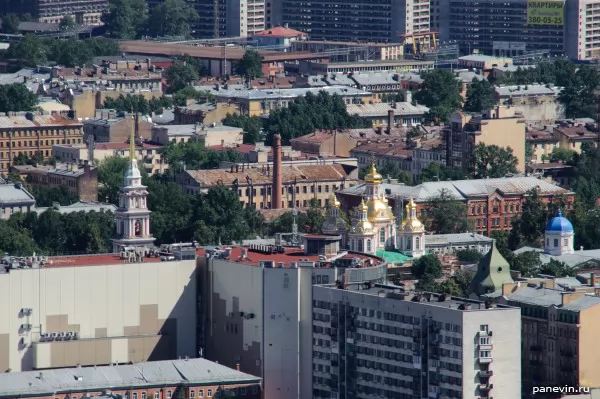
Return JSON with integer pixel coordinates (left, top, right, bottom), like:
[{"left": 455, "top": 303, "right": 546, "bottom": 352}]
[{"left": 112, "top": 115, "right": 155, "bottom": 252}]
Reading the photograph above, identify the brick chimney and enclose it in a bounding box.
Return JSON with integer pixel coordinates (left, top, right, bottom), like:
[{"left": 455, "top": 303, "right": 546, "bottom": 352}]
[
  {"left": 271, "top": 134, "right": 282, "bottom": 209},
  {"left": 387, "top": 109, "right": 394, "bottom": 134}
]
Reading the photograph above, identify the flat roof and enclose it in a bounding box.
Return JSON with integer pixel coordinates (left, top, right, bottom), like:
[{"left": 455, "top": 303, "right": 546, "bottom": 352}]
[
  {"left": 45, "top": 253, "right": 161, "bottom": 268},
  {"left": 199, "top": 245, "right": 384, "bottom": 268},
  {"left": 202, "top": 85, "right": 371, "bottom": 100},
  {"left": 0, "top": 358, "right": 260, "bottom": 397},
  {"left": 325, "top": 283, "right": 516, "bottom": 311}
]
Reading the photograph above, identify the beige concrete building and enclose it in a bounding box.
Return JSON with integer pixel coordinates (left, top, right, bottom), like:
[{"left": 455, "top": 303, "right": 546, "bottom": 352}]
[
  {"left": 177, "top": 163, "right": 357, "bottom": 209},
  {"left": 83, "top": 115, "right": 153, "bottom": 143},
  {"left": 495, "top": 84, "right": 565, "bottom": 121},
  {"left": 458, "top": 55, "right": 513, "bottom": 73},
  {"left": 150, "top": 124, "right": 244, "bottom": 147},
  {"left": 495, "top": 281, "right": 600, "bottom": 395},
  {"left": 0, "top": 254, "right": 197, "bottom": 372},
  {"left": 526, "top": 124, "right": 560, "bottom": 163},
  {"left": 173, "top": 102, "right": 240, "bottom": 125},
  {"left": 445, "top": 106, "right": 526, "bottom": 173}
]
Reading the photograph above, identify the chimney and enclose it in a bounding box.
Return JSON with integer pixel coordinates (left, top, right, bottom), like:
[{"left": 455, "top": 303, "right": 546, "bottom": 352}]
[
  {"left": 561, "top": 291, "right": 585, "bottom": 306},
  {"left": 387, "top": 110, "right": 394, "bottom": 133},
  {"left": 591, "top": 272, "right": 596, "bottom": 287},
  {"left": 236, "top": 363, "right": 240, "bottom": 371},
  {"left": 271, "top": 134, "right": 282, "bottom": 209}
]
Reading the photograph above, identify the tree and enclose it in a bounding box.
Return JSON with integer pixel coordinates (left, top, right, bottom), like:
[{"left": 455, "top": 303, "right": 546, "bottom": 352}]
[
  {"left": 559, "top": 65, "right": 600, "bottom": 118},
  {"left": 164, "top": 63, "right": 199, "bottom": 92},
  {"left": 463, "top": 79, "right": 497, "bottom": 113},
  {"left": 146, "top": 178, "right": 193, "bottom": 244},
  {"left": 264, "top": 91, "right": 369, "bottom": 144},
  {"left": 414, "top": 69, "right": 463, "bottom": 123},
  {"left": 30, "top": 186, "right": 79, "bottom": 207},
  {"left": 146, "top": 0, "right": 198, "bottom": 38},
  {"left": 104, "top": 0, "right": 148, "bottom": 39},
  {"left": 437, "top": 270, "right": 473, "bottom": 297},
  {"left": 59, "top": 15, "right": 77, "bottom": 30},
  {"left": 1, "top": 13, "right": 32, "bottom": 34},
  {"left": 508, "top": 188, "right": 547, "bottom": 250},
  {"left": 238, "top": 49, "right": 263, "bottom": 79},
  {"left": 549, "top": 147, "right": 576, "bottom": 163},
  {"left": 222, "top": 114, "right": 263, "bottom": 144},
  {"left": 426, "top": 188, "right": 471, "bottom": 234},
  {"left": 173, "top": 86, "right": 215, "bottom": 106},
  {"left": 103, "top": 94, "right": 172, "bottom": 114},
  {"left": 419, "top": 163, "right": 466, "bottom": 183},
  {"left": 0, "top": 83, "right": 38, "bottom": 113},
  {"left": 412, "top": 254, "right": 442, "bottom": 280},
  {"left": 512, "top": 251, "right": 542, "bottom": 277},
  {"left": 5, "top": 34, "right": 47, "bottom": 67},
  {"left": 456, "top": 248, "right": 483, "bottom": 263},
  {"left": 97, "top": 156, "right": 132, "bottom": 205},
  {"left": 472, "top": 143, "right": 518, "bottom": 179},
  {"left": 540, "top": 258, "right": 572, "bottom": 277}
]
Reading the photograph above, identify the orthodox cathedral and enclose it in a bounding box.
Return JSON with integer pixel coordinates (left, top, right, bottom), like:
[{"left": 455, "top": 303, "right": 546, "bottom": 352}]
[{"left": 323, "top": 162, "right": 426, "bottom": 257}]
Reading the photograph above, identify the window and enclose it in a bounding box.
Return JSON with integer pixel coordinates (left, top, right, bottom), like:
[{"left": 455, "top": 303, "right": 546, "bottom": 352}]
[
  {"left": 142, "top": 393, "right": 147, "bottom": 399},
  {"left": 554, "top": 239, "right": 559, "bottom": 247},
  {"left": 133, "top": 394, "right": 138, "bottom": 399},
  {"left": 252, "top": 386, "right": 258, "bottom": 394},
  {"left": 240, "top": 388, "right": 246, "bottom": 395},
  {"left": 479, "top": 350, "right": 491, "bottom": 358},
  {"left": 191, "top": 390, "right": 196, "bottom": 399},
  {"left": 379, "top": 227, "right": 385, "bottom": 243},
  {"left": 154, "top": 393, "right": 159, "bottom": 399},
  {"left": 366, "top": 239, "right": 371, "bottom": 252},
  {"left": 199, "top": 390, "right": 204, "bottom": 398},
  {"left": 167, "top": 391, "right": 172, "bottom": 399},
  {"left": 480, "top": 337, "right": 490, "bottom": 345},
  {"left": 415, "top": 236, "right": 420, "bottom": 250},
  {"left": 563, "top": 238, "right": 568, "bottom": 246},
  {"left": 207, "top": 390, "right": 213, "bottom": 398},
  {"left": 480, "top": 324, "right": 488, "bottom": 332}
]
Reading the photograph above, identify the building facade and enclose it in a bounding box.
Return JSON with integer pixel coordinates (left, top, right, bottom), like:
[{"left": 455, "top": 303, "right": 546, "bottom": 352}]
[
  {"left": 312, "top": 283, "right": 522, "bottom": 399},
  {"left": 445, "top": 106, "right": 526, "bottom": 174},
  {"left": 0, "top": 112, "right": 84, "bottom": 176},
  {"left": 0, "top": 255, "right": 197, "bottom": 372},
  {"left": 83, "top": 116, "right": 153, "bottom": 144},
  {"left": 0, "top": 182, "right": 36, "bottom": 220},
  {"left": 565, "top": 0, "right": 600, "bottom": 60},
  {"left": 1, "top": 0, "right": 108, "bottom": 25},
  {"left": 278, "top": 0, "right": 430, "bottom": 43}
]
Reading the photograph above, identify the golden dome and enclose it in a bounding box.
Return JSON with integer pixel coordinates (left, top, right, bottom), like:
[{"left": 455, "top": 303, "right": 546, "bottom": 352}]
[
  {"left": 353, "top": 218, "right": 374, "bottom": 234},
  {"left": 366, "top": 195, "right": 395, "bottom": 222},
  {"left": 401, "top": 198, "right": 424, "bottom": 232},
  {"left": 358, "top": 199, "right": 369, "bottom": 213},
  {"left": 329, "top": 195, "right": 340, "bottom": 208},
  {"left": 364, "top": 161, "right": 383, "bottom": 184}
]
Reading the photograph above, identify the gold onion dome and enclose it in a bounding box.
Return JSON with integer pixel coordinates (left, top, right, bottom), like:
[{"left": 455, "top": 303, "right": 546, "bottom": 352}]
[
  {"left": 329, "top": 194, "right": 341, "bottom": 208},
  {"left": 364, "top": 161, "right": 383, "bottom": 184},
  {"left": 353, "top": 199, "right": 373, "bottom": 234},
  {"left": 401, "top": 198, "right": 424, "bottom": 232}
]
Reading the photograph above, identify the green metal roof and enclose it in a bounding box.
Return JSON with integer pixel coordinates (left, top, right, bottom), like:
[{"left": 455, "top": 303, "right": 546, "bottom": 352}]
[{"left": 376, "top": 249, "right": 411, "bottom": 265}]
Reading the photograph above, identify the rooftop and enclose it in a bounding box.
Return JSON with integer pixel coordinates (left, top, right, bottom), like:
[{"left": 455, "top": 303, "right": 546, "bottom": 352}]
[
  {"left": 0, "top": 113, "right": 82, "bottom": 129},
  {"left": 459, "top": 55, "right": 509, "bottom": 63},
  {"left": 495, "top": 84, "right": 562, "bottom": 97},
  {"left": 12, "top": 163, "right": 95, "bottom": 178},
  {"left": 57, "top": 68, "right": 162, "bottom": 81},
  {"left": 338, "top": 176, "right": 572, "bottom": 202},
  {"left": 197, "top": 85, "right": 372, "bottom": 100},
  {"left": 424, "top": 232, "right": 493, "bottom": 246},
  {"left": 36, "top": 201, "right": 118, "bottom": 215},
  {"left": 201, "top": 245, "right": 384, "bottom": 268},
  {"left": 0, "top": 182, "right": 35, "bottom": 205},
  {"left": 350, "top": 72, "right": 400, "bottom": 86},
  {"left": 183, "top": 163, "right": 353, "bottom": 186},
  {"left": 504, "top": 285, "right": 600, "bottom": 311},
  {"left": 0, "top": 358, "right": 260, "bottom": 397},
  {"left": 514, "top": 246, "right": 600, "bottom": 268},
  {"left": 252, "top": 26, "right": 307, "bottom": 38},
  {"left": 320, "top": 60, "right": 434, "bottom": 68},
  {"left": 347, "top": 102, "right": 429, "bottom": 117},
  {"left": 333, "top": 283, "right": 516, "bottom": 311},
  {"left": 350, "top": 141, "right": 412, "bottom": 159},
  {"left": 94, "top": 142, "right": 163, "bottom": 151}
]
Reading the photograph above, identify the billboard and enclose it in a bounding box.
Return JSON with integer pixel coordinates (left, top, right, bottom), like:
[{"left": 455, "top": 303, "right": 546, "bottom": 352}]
[{"left": 527, "top": 0, "right": 564, "bottom": 25}]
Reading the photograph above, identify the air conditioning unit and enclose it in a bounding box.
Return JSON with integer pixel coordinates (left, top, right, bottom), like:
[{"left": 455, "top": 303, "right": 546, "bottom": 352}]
[
  {"left": 57, "top": 332, "right": 66, "bottom": 341},
  {"left": 73, "top": 332, "right": 79, "bottom": 340},
  {"left": 20, "top": 324, "right": 32, "bottom": 331},
  {"left": 65, "top": 332, "right": 74, "bottom": 340}
]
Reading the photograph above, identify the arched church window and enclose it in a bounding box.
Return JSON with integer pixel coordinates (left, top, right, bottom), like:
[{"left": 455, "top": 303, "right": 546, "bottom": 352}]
[
  {"left": 406, "top": 237, "right": 411, "bottom": 249},
  {"left": 135, "top": 220, "right": 142, "bottom": 237},
  {"left": 416, "top": 236, "right": 420, "bottom": 250},
  {"left": 366, "top": 239, "right": 371, "bottom": 252},
  {"left": 358, "top": 240, "right": 363, "bottom": 252}
]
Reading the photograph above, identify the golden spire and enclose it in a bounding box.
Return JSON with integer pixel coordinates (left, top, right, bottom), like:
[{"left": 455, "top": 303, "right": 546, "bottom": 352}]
[
  {"left": 129, "top": 112, "right": 135, "bottom": 161},
  {"left": 364, "top": 160, "right": 383, "bottom": 184},
  {"left": 329, "top": 194, "right": 340, "bottom": 208}
]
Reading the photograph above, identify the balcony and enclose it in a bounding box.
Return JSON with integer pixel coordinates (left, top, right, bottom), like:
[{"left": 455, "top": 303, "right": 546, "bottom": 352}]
[
  {"left": 479, "top": 343, "right": 493, "bottom": 351},
  {"left": 478, "top": 356, "right": 493, "bottom": 364},
  {"left": 478, "top": 370, "right": 493, "bottom": 378},
  {"left": 479, "top": 383, "right": 493, "bottom": 391}
]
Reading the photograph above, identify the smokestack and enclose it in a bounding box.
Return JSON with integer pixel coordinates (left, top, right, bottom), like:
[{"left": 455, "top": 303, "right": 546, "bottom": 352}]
[
  {"left": 271, "top": 134, "right": 282, "bottom": 209},
  {"left": 591, "top": 272, "right": 596, "bottom": 287},
  {"left": 387, "top": 109, "right": 394, "bottom": 133}
]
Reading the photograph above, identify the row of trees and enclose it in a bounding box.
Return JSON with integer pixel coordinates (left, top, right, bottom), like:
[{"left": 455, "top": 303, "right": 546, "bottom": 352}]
[
  {"left": 103, "top": 94, "right": 172, "bottom": 115},
  {"left": 3, "top": 35, "right": 119, "bottom": 68},
  {"left": 104, "top": 0, "right": 198, "bottom": 39}
]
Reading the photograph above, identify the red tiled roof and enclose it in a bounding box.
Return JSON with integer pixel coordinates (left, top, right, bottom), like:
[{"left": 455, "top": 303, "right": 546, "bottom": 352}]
[
  {"left": 252, "top": 26, "right": 307, "bottom": 38},
  {"left": 46, "top": 254, "right": 162, "bottom": 267}
]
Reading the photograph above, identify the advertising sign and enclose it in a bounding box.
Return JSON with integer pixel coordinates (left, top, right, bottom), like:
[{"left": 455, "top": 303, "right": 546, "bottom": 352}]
[{"left": 527, "top": 0, "right": 564, "bottom": 25}]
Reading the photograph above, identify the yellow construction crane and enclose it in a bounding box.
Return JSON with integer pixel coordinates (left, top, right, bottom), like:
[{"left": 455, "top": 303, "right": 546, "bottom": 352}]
[{"left": 402, "top": 32, "right": 438, "bottom": 56}]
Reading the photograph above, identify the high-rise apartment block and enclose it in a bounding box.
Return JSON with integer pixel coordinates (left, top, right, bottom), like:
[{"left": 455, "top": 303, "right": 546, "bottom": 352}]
[
  {"left": 181, "top": 0, "right": 266, "bottom": 38},
  {"left": 438, "top": 0, "right": 600, "bottom": 61},
  {"left": 312, "top": 284, "right": 522, "bottom": 399},
  {"left": 275, "top": 0, "right": 430, "bottom": 42},
  {"left": 1, "top": 0, "right": 107, "bottom": 25}
]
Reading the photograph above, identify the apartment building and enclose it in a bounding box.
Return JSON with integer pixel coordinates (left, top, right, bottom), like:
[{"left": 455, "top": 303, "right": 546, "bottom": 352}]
[
  {"left": 83, "top": 115, "right": 153, "bottom": 143},
  {"left": 177, "top": 163, "right": 356, "bottom": 208},
  {"left": 565, "top": 0, "right": 600, "bottom": 60},
  {"left": 0, "top": 181, "right": 36, "bottom": 220},
  {"left": 337, "top": 176, "right": 574, "bottom": 236},
  {"left": 439, "top": 0, "right": 565, "bottom": 56},
  {"left": 198, "top": 86, "right": 375, "bottom": 117},
  {"left": 0, "top": 359, "right": 261, "bottom": 399},
  {"left": 0, "top": 252, "right": 197, "bottom": 372},
  {"left": 311, "top": 283, "right": 521, "bottom": 399},
  {"left": 53, "top": 143, "right": 168, "bottom": 176},
  {"left": 347, "top": 102, "right": 429, "bottom": 128},
  {"left": 291, "top": 41, "right": 405, "bottom": 62},
  {"left": 445, "top": 106, "right": 526, "bottom": 174},
  {"left": 278, "top": 0, "right": 430, "bottom": 42},
  {"left": 495, "top": 283, "right": 600, "bottom": 395},
  {"left": 11, "top": 162, "right": 98, "bottom": 202},
  {"left": 192, "top": 0, "right": 266, "bottom": 38},
  {"left": 0, "top": 0, "right": 107, "bottom": 25},
  {"left": 174, "top": 102, "right": 240, "bottom": 125},
  {"left": 0, "top": 112, "right": 84, "bottom": 176},
  {"left": 198, "top": 239, "right": 389, "bottom": 399},
  {"left": 495, "top": 84, "right": 565, "bottom": 121},
  {"left": 526, "top": 124, "right": 559, "bottom": 163}
]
